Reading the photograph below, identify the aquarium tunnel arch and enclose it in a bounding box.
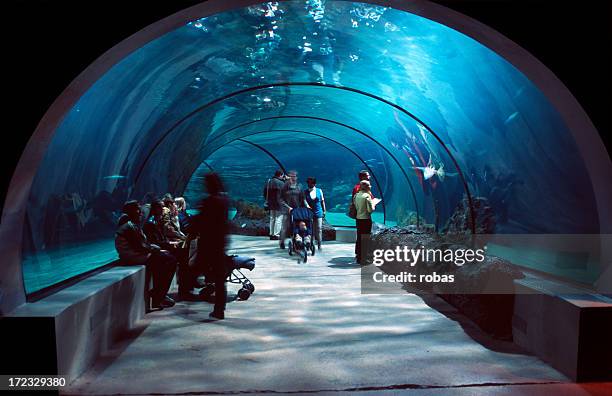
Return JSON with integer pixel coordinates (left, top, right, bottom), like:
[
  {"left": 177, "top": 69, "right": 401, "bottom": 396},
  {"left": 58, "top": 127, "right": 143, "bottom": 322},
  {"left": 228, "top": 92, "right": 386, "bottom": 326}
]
[
  {"left": 134, "top": 82, "right": 472, "bottom": 232},
  {"left": 185, "top": 129, "right": 394, "bottom": 224},
  {"left": 1, "top": 0, "right": 611, "bottom": 311}
]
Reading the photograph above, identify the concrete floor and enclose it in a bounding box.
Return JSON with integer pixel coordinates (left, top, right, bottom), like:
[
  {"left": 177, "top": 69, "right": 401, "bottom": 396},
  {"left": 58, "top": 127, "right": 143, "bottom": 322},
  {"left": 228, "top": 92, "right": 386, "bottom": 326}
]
[{"left": 64, "top": 236, "right": 611, "bottom": 395}]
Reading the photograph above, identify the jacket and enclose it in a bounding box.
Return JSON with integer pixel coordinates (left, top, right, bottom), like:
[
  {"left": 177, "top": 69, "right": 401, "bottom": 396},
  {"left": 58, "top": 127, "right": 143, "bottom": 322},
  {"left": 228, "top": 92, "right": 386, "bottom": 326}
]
[
  {"left": 115, "top": 214, "right": 160, "bottom": 264},
  {"left": 143, "top": 216, "right": 173, "bottom": 250},
  {"left": 193, "top": 193, "right": 230, "bottom": 274},
  {"left": 353, "top": 191, "right": 374, "bottom": 220},
  {"left": 263, "top": 176, "right": 285, "bottom": 211},
  {"left": 280, "top": 182, "right": 306, "bottom": 213}
]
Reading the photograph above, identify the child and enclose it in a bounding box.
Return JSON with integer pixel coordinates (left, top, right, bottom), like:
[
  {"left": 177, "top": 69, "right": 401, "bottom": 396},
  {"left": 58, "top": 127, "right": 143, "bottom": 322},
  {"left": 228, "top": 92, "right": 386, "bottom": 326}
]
[{"left": 294, "top": 221, "right": 311, "bottom": 249}]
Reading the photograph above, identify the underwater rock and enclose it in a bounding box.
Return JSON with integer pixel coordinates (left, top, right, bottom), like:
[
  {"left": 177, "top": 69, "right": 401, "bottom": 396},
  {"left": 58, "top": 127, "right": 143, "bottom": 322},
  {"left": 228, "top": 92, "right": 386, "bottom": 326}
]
[
  {"left": 230, "top": 217, "right": 269, "bottom": 236},
  {"left": 443, "top": 196, "right": 496, "bottom": 235},
  {"left": 370, "top": 230, "right": 523, "bottom": 339},
  {"left": 321, "top": 220, "right": 336, "bottom": 241},
  {"left": 230, "top": 213, "right": 336, "bottom": 240},
  {"left": 231, "top": 199, "right": 268, "bottom": 220}
]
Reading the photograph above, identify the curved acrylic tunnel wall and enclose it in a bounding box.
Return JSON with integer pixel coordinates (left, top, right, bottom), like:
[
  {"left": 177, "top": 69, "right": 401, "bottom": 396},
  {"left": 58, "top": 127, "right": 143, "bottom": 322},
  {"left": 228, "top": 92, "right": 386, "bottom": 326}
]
[
  {"left": 184, "top": 131, "right": 398, "bottom": 226},
  {"left": 17, "top": 1, "right": 607, "bottom": 294}
]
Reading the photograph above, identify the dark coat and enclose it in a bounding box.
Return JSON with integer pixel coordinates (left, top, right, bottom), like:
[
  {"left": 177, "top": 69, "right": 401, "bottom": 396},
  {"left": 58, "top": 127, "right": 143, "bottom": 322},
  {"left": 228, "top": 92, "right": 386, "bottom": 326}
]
[
  {"left": 280, "top": 182, "right": 306, "bottom": 214},
  {"left": 263, "top": 176, "right": 285, "bottom": 211},
  {"left": 143, "top": 216, "right": 173, "bottom": 250},
  {"left": 193, "top": 193, "right": 229, "bottom": 276},
  {"left": 115, "top": 214, "right": 160, "bottom": 264}
]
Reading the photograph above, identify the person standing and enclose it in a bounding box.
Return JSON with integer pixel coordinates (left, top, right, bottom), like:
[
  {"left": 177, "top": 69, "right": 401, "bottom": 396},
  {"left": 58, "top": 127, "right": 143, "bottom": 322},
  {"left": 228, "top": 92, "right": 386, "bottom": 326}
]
[
  {"left": 193, "top": 173, "right": 230, "bottom": 320},
  {"left": 279, "top": 170, "right": 307, "bottom": 249},
  {"left": 263, "top": 170, "right": 285, "bottom": 240},
  {"left": 353, "top": 180, "right": 378, "bottom": 265},
  {"left": 304, "top": 177, "right": 326, "bottom": 250},
  {"left": 352, "top": 170, "right": 375, "bottom": 197}
]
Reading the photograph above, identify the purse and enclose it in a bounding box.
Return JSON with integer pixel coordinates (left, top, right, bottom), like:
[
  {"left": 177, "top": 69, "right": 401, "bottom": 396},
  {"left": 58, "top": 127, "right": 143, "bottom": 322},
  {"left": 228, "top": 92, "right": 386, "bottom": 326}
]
[{"left": 347, "top": 193, "right": 357, "bottom": 219}]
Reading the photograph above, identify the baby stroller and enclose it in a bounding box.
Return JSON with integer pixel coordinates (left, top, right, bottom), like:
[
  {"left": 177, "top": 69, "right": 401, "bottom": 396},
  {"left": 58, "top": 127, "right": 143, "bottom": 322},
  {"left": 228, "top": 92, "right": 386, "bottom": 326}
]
[
  {"left": 199, "top": 255, "right": 256, "bottom": 301},
  {"left": 288, "top": 207, "right": 315, "bottom": 263}
]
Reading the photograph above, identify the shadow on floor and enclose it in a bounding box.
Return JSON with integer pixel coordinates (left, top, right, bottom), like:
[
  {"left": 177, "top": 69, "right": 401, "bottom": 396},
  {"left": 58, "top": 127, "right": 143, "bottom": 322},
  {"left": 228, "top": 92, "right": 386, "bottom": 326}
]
[
  {"left": 327, "top": 257, "right": 358, "bottom": 269},
  {"left": 404, "top": 284, "right": 527, "bottom": 355},
  {"left": 82, "top": 321, "right": 150, "bottom": 378}
]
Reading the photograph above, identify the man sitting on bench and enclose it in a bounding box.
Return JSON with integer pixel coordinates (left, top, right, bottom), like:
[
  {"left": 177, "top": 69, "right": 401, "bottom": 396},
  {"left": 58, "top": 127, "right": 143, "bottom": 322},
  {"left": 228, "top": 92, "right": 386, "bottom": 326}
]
[{"left": 115, "top": 200, "right": 177, "bottom": 309}]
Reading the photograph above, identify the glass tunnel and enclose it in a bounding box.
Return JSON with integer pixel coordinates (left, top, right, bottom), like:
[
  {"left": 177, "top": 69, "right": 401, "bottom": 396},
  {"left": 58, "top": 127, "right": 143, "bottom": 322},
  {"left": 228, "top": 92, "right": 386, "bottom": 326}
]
[{"left": 19, "top": 1, "right": 605, "bottom": 294}]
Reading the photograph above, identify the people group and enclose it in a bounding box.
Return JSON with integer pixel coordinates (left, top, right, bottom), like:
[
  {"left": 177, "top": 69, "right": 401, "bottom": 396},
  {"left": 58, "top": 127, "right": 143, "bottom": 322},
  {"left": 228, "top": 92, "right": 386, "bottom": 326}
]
[
  {"left": 264, "top": 170, "right": 327, "bottom": 252},
  {"left": 263, "top": 169, "right": 380, "bottom": 264},
  {"left": 114, "top": 173, "right": 229, "bottom": 320},
  {"left": 114, "top": 169, "right": 378, "bottom": 319}
]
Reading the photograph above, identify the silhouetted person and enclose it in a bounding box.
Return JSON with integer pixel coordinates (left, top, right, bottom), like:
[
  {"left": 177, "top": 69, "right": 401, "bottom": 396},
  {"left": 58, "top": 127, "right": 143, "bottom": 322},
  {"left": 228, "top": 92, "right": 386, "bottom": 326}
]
[
  {"left": 115, "top": 200, "right": 176, "bottom": 309},
  {"left": 140, "top": 192, "right": 157, "bottom": 227},
  {"left": 194, "top": 173, "right": 230, "bottom": 320}
]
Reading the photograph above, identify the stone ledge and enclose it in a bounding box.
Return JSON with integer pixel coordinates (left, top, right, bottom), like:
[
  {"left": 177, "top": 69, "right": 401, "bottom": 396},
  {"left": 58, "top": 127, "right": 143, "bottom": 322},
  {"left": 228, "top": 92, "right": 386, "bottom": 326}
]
[
  {"left": 513, "top": 274, "right": 612, "bottom": 382},
  {"left": 1, "top": 266, "right": 145, "bottom": 381}
]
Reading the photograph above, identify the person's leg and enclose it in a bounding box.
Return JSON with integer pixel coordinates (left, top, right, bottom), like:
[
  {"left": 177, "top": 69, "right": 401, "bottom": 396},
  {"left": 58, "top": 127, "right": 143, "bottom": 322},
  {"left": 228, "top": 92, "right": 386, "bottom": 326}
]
[
  {"left": 355, "top": 219, "right": 363, "bottom": 263},
  {"left": 269, "top": 211, "right": 274, "bottom": 237},
  {"left": 273, "top": 211, "right": 283, "bottom": 238},
  {"left": 176, "top": 246, "right": 195, "bottom": 297},
  {"left": 363, "top": 218, "right": 373, "bottom": 263},
  {"left": 315, "top": 217, "right": 323, "bottom": 249},
  {"left": 212, "top": 271, "right": 226, "bottom": 317},
  {"left": 279, "top": 214, "right": 288, "bottom": 248},
  {"left": 149, "top": 251, "right": 176, "bottom": 305}
]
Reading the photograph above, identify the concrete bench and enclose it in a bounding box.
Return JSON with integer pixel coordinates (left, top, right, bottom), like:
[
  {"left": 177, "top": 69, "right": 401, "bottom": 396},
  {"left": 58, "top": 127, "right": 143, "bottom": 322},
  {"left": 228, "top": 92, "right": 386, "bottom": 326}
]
[
  {"left": 2, "top": 266, "right": 146, "bottom": 381},
  {"left": 334, "top": 226, "right": 356, "bottom": 243},
  {"left": 513, "top": 275, "right": 612, "bottom": 381}
]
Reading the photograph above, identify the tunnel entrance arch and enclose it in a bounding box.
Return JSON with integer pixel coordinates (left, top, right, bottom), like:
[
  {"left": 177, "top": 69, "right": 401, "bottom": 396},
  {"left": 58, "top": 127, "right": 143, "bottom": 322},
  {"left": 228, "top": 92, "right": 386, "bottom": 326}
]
[{"left": 1, "top": 0, "right": 609, "bottom": 313}]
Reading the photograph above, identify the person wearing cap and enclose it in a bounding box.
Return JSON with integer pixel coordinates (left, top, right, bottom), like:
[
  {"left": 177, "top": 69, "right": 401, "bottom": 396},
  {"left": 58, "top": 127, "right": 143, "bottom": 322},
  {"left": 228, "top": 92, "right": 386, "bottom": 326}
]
[{"left": 353, "top": 180, "right": 378, "bottom": 265}]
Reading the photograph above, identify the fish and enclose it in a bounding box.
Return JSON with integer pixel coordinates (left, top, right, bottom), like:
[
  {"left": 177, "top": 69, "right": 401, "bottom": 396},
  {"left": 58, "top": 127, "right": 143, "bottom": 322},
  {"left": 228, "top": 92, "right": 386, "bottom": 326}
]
[
  {"left": 103, "top": 175, "right": 126, "bottom": 180},
  {"left": 514, "top": 86, "right": 525, "bottom": 99},
  {"left": 312, "top": 63, "right": 325, "bottom": 81},
  {"left": 504, "top": 112, "right": 519, "bottom": 124},
  {"left": 415, "top": 165, "right": 437, "bottom": 180}
]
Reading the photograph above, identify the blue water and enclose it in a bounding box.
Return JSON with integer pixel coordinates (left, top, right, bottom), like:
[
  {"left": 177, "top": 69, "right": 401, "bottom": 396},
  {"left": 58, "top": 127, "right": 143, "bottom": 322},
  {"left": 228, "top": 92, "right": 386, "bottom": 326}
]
[{"left": 21, "top": 1, "right": 600, "bottom": 293}]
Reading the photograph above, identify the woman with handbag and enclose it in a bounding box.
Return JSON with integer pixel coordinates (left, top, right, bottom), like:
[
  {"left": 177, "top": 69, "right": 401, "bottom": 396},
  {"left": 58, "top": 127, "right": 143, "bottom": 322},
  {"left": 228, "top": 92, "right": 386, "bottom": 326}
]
[{"left": 353, "top": 180, "right": 379, "bottom": 265}]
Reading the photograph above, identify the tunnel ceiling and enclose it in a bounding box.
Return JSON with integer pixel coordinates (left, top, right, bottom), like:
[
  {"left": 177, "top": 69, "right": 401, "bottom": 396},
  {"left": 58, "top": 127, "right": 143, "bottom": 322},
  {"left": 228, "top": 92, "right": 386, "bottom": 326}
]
[{"left": 29, "top": 0, "right": 600, "bottom": 235}]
